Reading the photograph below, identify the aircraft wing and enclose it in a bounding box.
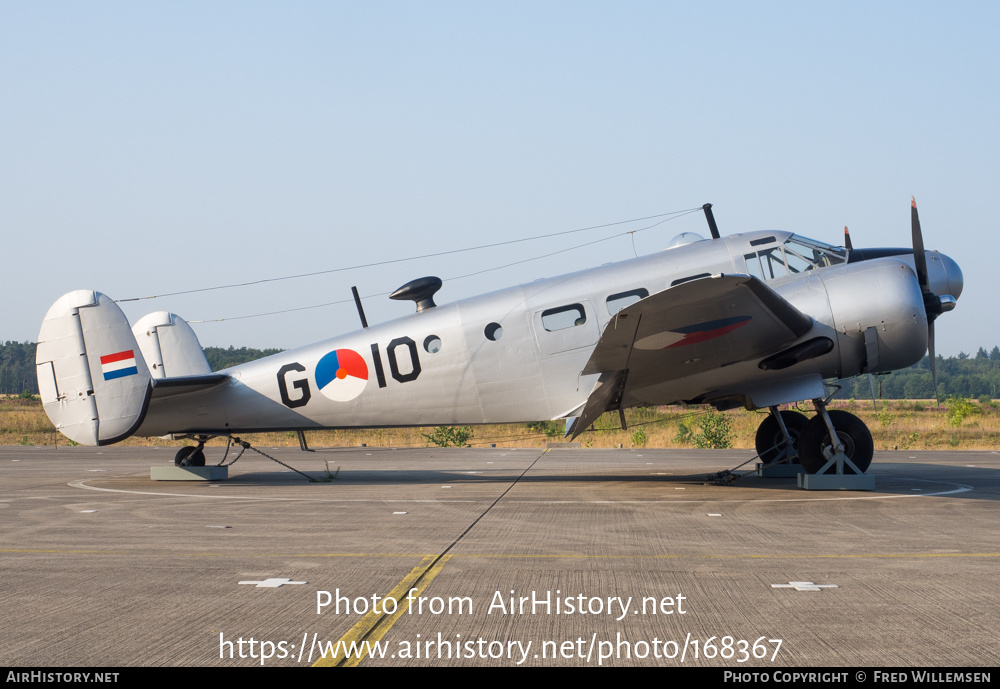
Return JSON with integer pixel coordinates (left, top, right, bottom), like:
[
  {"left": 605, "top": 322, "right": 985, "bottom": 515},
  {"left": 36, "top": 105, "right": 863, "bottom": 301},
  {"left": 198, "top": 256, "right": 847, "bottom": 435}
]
[{"left": 569, "top": 274, "right": 813, "bottom": 437}]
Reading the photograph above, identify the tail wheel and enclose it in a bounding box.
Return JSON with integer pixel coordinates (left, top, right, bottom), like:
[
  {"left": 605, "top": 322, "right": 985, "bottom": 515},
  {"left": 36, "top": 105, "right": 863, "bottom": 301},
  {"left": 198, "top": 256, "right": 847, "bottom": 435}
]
[
  {"left": 797, "top": 410, "right": 873, "bottom": 474},
  {"left": 755, "top": 410, "right": 808, "bottom": 464},
  {"left": 174, "top": 446, "right": 206, "bottom": 467}
]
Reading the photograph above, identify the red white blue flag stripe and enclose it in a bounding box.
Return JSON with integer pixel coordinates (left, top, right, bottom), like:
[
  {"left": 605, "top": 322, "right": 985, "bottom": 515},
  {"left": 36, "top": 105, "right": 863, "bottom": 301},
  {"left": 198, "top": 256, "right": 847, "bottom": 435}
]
[{"left": 100, "top": 350, "right": 138, "bottom": 381}]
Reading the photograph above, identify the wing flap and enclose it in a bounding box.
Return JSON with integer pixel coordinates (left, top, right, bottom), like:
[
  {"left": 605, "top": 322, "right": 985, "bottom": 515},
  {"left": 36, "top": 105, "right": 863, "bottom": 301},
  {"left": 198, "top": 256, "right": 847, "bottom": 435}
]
[{"left": 567, "top": 371, "right": 627, "bottom": 438}]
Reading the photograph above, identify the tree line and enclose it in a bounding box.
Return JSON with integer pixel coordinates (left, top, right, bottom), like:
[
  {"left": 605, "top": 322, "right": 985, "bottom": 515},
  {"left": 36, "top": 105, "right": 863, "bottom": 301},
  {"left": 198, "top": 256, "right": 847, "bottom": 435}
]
[
  {"left": 4, "top": 339, "right": 1000, "bottom": 400},
  {"left": 833, "top": 346, "right": 1000, "bottom": 401},
  {"left": 0, "top": 342, "right": 283, "bottom": 394}
]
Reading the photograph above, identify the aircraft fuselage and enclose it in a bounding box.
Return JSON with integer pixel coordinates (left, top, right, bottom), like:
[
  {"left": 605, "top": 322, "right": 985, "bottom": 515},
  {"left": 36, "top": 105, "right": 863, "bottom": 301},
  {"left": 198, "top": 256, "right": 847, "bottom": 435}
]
[{"left": 135, "top": 230, "right": 954, "bottom": 437}]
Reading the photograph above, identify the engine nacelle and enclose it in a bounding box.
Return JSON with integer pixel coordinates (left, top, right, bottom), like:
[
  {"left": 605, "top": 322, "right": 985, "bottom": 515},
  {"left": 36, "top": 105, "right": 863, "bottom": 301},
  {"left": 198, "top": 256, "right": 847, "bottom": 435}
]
[{"left": 820, "top": 259, "right": 929, "bottom": 377}]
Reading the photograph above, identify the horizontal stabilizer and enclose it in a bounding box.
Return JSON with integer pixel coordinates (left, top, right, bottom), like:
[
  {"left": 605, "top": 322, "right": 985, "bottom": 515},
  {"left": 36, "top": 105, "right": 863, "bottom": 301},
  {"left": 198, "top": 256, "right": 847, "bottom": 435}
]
[
  {"left": 151, "top": 373, "right": 229, "bottom": 399},
  {"left": 36, "top": 291, "right": 152, "bottom": 445}
]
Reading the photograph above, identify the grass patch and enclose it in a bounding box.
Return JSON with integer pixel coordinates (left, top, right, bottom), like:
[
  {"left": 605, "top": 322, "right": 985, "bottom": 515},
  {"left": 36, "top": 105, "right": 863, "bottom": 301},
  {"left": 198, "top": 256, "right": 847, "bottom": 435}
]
[{"left": 8, "top": 396, "right": 1000, "bottom": 450}]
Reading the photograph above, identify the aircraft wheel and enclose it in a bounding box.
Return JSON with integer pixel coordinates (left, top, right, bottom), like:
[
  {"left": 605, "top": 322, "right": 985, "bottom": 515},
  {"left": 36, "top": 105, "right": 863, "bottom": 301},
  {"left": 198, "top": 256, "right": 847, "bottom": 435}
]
[
  {"left": 797, "top": 411, "right": 873, "bottom": 474},
  {"left": 174, "top": 446, "right": 206, "bottom": 467},
  {"left": 754, "top": 410, "right": 808, "bottom": 464}
]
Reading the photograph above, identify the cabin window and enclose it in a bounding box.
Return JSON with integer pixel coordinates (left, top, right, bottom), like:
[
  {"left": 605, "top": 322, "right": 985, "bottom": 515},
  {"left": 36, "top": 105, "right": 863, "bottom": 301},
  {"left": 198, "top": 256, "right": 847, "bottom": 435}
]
[
  {"left": 484, "top": 322, "right": 503, "bottom": 341},
  {"left": 606, "top": 288, "right": 648, "bottom": 315},
  {"left": 423, "top": 335, "right": 442, "bottom": 354},
  {"left": 541, "top": 304, "right": 586, "bottom": 331}
]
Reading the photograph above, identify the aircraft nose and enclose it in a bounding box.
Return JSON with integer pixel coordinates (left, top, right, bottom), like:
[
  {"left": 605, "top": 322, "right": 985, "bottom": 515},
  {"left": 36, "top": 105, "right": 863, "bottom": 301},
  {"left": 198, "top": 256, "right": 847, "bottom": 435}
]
[
  {"left": 942, "top": 253, "right": 963, "bottom": 300},
  {"left": 927, "top": 251, "right": 963, "bottom": 301}
]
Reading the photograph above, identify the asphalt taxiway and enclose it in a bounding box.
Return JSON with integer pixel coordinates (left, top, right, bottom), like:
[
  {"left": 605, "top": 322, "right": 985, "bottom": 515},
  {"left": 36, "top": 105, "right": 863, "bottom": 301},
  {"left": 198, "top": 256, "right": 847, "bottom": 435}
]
[{"left": 1, "top": 445, "right": 997, "bottom": 667}]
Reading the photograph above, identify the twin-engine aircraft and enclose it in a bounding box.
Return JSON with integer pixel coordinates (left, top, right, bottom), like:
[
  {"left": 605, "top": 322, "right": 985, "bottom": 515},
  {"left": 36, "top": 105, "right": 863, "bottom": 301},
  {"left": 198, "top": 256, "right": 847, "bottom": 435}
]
[{"left": 36, "top": 200, "right": 962, "bottom": 475}]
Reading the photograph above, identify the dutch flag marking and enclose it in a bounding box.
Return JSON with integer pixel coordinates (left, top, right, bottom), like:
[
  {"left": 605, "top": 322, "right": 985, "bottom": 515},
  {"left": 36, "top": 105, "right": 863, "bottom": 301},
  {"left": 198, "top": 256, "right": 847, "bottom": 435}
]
[{"left": 100, "top": 350, "right": 138, "bottom": 381}]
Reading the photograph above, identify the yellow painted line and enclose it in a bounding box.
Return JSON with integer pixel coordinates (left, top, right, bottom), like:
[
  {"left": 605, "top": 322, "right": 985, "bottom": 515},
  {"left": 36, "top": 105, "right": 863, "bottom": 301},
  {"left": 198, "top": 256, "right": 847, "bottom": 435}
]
[
  {"left": 0, "top": 548, "right": 132, "bottom": 554},
  {"left": 313, "top": 554, "right": 453, "bottom": 667},
  {"left": 0, "top": 549, "right": 432, "bottom": 558},
  {"left": 446, "top": 552, "right": 1000, "bottom": 560}
]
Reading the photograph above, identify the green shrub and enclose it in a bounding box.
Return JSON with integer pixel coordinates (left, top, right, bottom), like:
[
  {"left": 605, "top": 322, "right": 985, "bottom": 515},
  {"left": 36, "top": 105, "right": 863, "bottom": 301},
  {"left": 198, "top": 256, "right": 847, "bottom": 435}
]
[
  {"left": 422, "top": 426, "right": 474, "bottom": 447},
  {"left": 693, "top": 412, "right": 734, "bottom": 449},
  {"left": 876, "top": 409, "right": 895, "bottom": 427},
  {"left": 674, "top": 416, "right": 695, "bottom": 444},
  {"left": 526, "top": 420, "right": 563, "bottom": 438},
  {"left": 945, "top": 397, "right": 981, "bottom": 427}
]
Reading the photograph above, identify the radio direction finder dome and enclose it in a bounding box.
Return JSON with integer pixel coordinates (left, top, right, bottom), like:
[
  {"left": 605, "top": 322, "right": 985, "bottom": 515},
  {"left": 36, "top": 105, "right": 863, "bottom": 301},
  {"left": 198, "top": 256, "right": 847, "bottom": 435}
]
[{"left": 665, "top": 232, "right": 706, "bottom": 249}]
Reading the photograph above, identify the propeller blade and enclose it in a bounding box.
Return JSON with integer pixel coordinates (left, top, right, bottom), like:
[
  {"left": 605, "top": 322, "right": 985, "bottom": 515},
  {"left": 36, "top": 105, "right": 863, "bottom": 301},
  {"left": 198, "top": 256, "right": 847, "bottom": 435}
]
[
  {"left": 911, "top": 196, "right": 929, "bottom": 290},
  {"left": 844, "top": 226, "right": 853, "bottom": 250}
]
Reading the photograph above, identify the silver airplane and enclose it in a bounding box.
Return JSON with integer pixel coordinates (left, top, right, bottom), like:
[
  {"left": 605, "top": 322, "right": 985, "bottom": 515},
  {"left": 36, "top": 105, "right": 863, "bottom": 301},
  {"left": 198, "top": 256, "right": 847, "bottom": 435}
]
[{"left": 35, "top": 200, "right": 962, "bottom": 475}]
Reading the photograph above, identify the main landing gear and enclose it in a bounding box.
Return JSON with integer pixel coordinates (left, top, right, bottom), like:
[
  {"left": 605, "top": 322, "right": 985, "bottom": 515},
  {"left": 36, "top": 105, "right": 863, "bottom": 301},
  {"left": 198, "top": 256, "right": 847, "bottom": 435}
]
[
  {"left": 754, "top": 400, "right": 874, "bottom": 475},
  {"left": 754, "top": 408, "right": 808, "bottom": 465},
  {"left": 797, "top": 407, "right": 873, "bottom": 474}
]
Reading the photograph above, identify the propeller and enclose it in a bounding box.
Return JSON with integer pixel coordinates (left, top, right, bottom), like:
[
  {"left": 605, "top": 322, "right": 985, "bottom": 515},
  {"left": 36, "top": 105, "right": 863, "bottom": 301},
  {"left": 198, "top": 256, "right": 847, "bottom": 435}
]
[
  {"left": 843, "top": 226, "right": 853, "bottom": 250},
  {"left": 910, "top": 197, "right": 957, "bottom": 404}
]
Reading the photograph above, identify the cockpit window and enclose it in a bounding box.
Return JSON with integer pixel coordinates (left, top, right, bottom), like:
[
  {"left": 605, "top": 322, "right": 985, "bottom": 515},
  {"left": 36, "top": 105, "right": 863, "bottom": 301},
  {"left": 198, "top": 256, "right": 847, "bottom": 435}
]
[
  {"left": 783, "top": 235, "right": 847, "bottom": 271},
  {"left": 744, "top": 248, "right": 786, "bottom": 280},
  {"left": 744, "top": 235, "right": 847, "bottom": 281}
]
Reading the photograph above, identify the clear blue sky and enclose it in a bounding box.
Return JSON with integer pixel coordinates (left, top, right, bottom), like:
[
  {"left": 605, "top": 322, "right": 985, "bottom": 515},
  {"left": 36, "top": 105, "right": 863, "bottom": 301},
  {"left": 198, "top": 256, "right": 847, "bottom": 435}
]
[{"left": 2, "top": 1, "right": 996, "bottom": 356}]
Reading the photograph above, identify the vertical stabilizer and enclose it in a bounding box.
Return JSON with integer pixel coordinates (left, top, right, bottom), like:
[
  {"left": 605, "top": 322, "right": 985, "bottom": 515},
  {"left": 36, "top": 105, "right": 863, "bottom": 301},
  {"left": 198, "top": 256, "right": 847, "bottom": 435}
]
[
  {"left": 132, "top": 311, "right": 211, "bottom": 379},
  {"left": 36, "top": 291, "right": 152, "bottom": 445}
]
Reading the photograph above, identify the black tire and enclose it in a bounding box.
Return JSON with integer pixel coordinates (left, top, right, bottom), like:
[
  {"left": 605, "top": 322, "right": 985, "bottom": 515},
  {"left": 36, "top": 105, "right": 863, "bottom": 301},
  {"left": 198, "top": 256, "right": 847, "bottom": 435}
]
[
  {"left": 797, "top": 410, "right": 873, "bottom": 474},
  {"left": 174, "top": 446, "right": 206, "bottom": 467},
  {"left": 754, "top": 410, "right": 808, "bottom": 464}
]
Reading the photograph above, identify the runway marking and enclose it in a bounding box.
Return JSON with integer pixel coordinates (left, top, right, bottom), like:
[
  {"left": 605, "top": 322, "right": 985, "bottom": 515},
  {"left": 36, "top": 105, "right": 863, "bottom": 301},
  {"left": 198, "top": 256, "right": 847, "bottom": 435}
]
[
  {"left": 501, "top": 481, "right": 974, "bottom": 504},
  {"left": 772, "top": 581, "right": 839, "bottom": 592},
  {"left": 313, "top": 554, "right": 452, "bottom": 667},
  {"left": 67, "top": 479, "right": 478, "bottom": 503},
  {"left": 66, "top": 477, "right": 975, "bottom": 503},
  {"left": 239, "top": 577, "right": 306, "bottom": 588}
]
